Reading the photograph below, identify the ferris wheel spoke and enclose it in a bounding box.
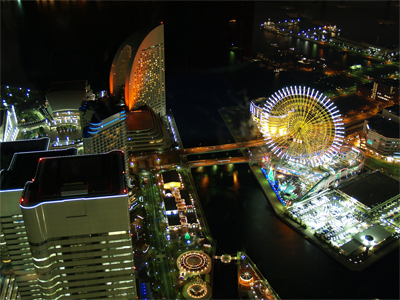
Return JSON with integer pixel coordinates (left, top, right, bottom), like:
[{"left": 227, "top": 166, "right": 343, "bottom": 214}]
[{"left": 256, "top": 86, "right": 343, "bottom": 166}]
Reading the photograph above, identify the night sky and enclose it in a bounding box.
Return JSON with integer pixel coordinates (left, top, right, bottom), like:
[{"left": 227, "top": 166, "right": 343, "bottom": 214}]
[{"left": 1, "top": 1, "right": 398, "bottom": 91}]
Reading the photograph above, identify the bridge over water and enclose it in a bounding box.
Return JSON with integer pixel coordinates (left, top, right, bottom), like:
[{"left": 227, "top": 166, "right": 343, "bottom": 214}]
[
  {"left": 187, "top": 154, "right": 264, "bottom": 168},
  {"left": 161, "top": 139, "right": 266, "bottom": 156}
]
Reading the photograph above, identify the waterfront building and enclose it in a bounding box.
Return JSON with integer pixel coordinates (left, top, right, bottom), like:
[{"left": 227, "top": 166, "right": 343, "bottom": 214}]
[
  {"left": 110, "top": 24, "right": 166, "bottom": 116},
  {"left": 164, "top": 197, "right": 178, "bottom": 215},
  {"left": 80, "top": 96, "right": 129, "bottom": 172},
  {"left": 0, "top": 147, "right": 77, "bottom": 299},
  {"left": 161, "top": 170, "right": 181, "bottom": 190},
  {"left": 0, "top": 105, "right": 19, "bottom": 142},
  {"left": 363, "top": 115, "right": 400, "bottom": 160},
  {"left": 337, "top": 171, "right": 399, "bottom": 211},
  {"left": 19, "top": 151, "right": 136, "bottom": 299},
  {"left": 126, "top": 105, "right": 171, "bottom": 152},
  {"left": 371, "top": 80, "right": 399, "bottom": 103}
]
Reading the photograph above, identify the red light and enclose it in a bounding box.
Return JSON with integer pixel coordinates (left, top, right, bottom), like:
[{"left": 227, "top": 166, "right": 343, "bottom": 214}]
[
  {"left": 19, "top": 198, "right": 24, "bottom": 204},
  {"left": 39, "top": 158, "right": 43, "bottom": 161},
  {"left": 122, "top": 171, "right": 126, "bottom": 175},
  {"left": 123, "top": 189, "right": 127, "bottom": 193}
]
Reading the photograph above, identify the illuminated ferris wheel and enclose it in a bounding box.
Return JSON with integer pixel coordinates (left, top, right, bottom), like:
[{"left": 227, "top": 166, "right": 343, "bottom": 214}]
[{"left": 261, "top": 86, "right": 344, "bottom": 166}]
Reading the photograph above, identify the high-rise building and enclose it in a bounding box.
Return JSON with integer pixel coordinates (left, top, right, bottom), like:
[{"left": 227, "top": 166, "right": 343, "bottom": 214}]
[
  {"left": 110, "top": 24, "right": 166, "bottom": 116},
  {"left": 80, "top": 96, "right": 129, "bottom": 171},
  {"left": 0, "top": 147, "right": 77, "bottom": 299},
  {"left": 19, "top": 151, "right": 136, "bottom": 299}
]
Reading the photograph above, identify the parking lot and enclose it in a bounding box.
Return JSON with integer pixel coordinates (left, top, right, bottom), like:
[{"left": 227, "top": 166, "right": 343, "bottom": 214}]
[
  {"left": 289, "top": 190, "right": 374, "bottom": 248},
  {"left": 376, "top": 198, "right": 400, "bottom": 233}
]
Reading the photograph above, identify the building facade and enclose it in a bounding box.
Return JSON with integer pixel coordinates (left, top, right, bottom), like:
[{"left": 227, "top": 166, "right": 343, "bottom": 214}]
[
  {"left": 0, "top": 147, "right": 77, "bottom": 299},
  {"left": 19, "top": 151, "right": 136, "bottom": 299},
  {"left": 80, "top": 97, "right": 129, "bottom": 172},
  {"left": 0, "top": 105, "right": 19, "bottom": 142},
  {"left": 364, "top": 116, "right": 400, "bottom": 161},
  {"left": 371, "top": 80, "right": 399, "bottom": 103},
  {"left": 110, "top": 24, "right": 166, "bottom": 116}
]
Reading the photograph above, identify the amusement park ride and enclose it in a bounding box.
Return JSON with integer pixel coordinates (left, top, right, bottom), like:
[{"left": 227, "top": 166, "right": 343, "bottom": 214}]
[{"left": 250, "top": 86, "right": 366, "bottom": 206}]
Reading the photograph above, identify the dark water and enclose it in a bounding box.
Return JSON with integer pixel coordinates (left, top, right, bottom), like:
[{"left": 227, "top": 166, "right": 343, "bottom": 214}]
[
  {"left": 252, "top": 2, "right": 399, "bottom": 50},
  {"left": 191, "top": 164, "right": 400, "bottom": 300},
  {"left": 253, "top": 30, "right": 376, "bottom": 69}
]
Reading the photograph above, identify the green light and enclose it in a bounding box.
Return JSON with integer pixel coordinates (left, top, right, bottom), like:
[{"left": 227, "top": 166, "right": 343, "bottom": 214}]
[{"left": 185, "top": 232, "right": 190, "bottom": 240}]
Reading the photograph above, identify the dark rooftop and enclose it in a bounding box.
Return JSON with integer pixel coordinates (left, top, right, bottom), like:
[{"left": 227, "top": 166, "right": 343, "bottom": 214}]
[
  {"left": 367, "top": 115, "right": 400, "bottom": 139},
  {"left": 164, "top": 197, "right": 177, "bottom": 211},
  {"left": 0, "top": 148, "right": 77, "bottom": 190},
  {"left": 186, "top": 212, "right": 198, "bottom": 224},
  {"left": 126, "top": 105, "right": 153, "bottom": 131},
  {"left": 179, "top": 189, "right": 192, "bottom": 206},
  {"left": 383, "top": 104, "right": 400, "bottom": 117},
  {"left": 338, "top": 171, "right": 400, "bottom": 207},
  {"left": 162, "top": 170, "right": 180, "bottom": 184},
  {"left": 180, "top": 189, "right": 190, "bottom": 201},
  {"left": 20, "top": 150, "right": 127, "bottom": 206},
  {"left": 0, "top": 138, "right": 50, "bottom": 171},
  {"left": 167, "top": 214, "right": 181, "bottom": 226}
]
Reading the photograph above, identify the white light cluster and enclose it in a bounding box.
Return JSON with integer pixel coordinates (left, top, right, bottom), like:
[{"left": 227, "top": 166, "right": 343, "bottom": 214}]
[{"left": 250, "top": 86, "right": 344, "bottom": 166}]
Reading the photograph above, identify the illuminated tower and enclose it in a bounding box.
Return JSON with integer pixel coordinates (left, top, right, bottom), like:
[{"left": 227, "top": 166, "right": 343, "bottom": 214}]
[
  {"left": 110, "top": 24, "right": 166, "bottom": 116},
  {"left": 19, "top": 151, "right": 136, "bottom": 299}
]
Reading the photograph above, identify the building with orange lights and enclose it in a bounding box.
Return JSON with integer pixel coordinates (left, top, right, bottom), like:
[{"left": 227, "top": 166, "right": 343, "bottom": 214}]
[
  {"left": 110, "top": 24, "right": 166, "bottom": 116},
  {"left": 126, "top": 105, "right": 171, "bottom": 152}
]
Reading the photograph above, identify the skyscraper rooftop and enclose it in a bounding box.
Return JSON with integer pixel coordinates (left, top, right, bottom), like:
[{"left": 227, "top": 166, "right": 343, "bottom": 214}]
[
  {"left": 20, "top": 150, "right": 127, "bottom": 206},
  {"left": 0, "top": 148, "right": 77, "bottom": 190},
  {"left": 0, "top": 138, "right": 50, "bottom": 171}
]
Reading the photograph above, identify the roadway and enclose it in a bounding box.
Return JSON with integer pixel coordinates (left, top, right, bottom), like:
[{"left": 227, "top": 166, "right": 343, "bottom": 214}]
[{"left": 143, "top": 175, "right": 175, "bottom": 299}]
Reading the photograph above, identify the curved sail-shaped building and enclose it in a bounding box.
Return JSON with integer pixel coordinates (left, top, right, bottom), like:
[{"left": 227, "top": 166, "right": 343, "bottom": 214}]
[{"left": 110, "top": 24, "right": 165, "bottom": 116}]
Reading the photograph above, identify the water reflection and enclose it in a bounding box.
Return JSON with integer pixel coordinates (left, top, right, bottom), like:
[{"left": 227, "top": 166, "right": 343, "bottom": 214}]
[
  {"left": 254, "top": 30, "right": 377, "bottom": 69},
  {"left": 200, "top": 174, "right": 209, "bottom": 189},
  {"left": 193, "top": 164, "right": 399, "bottom": 299},
  {"left": 232, "top": 170, "right": 240, "bottom": 192}
]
